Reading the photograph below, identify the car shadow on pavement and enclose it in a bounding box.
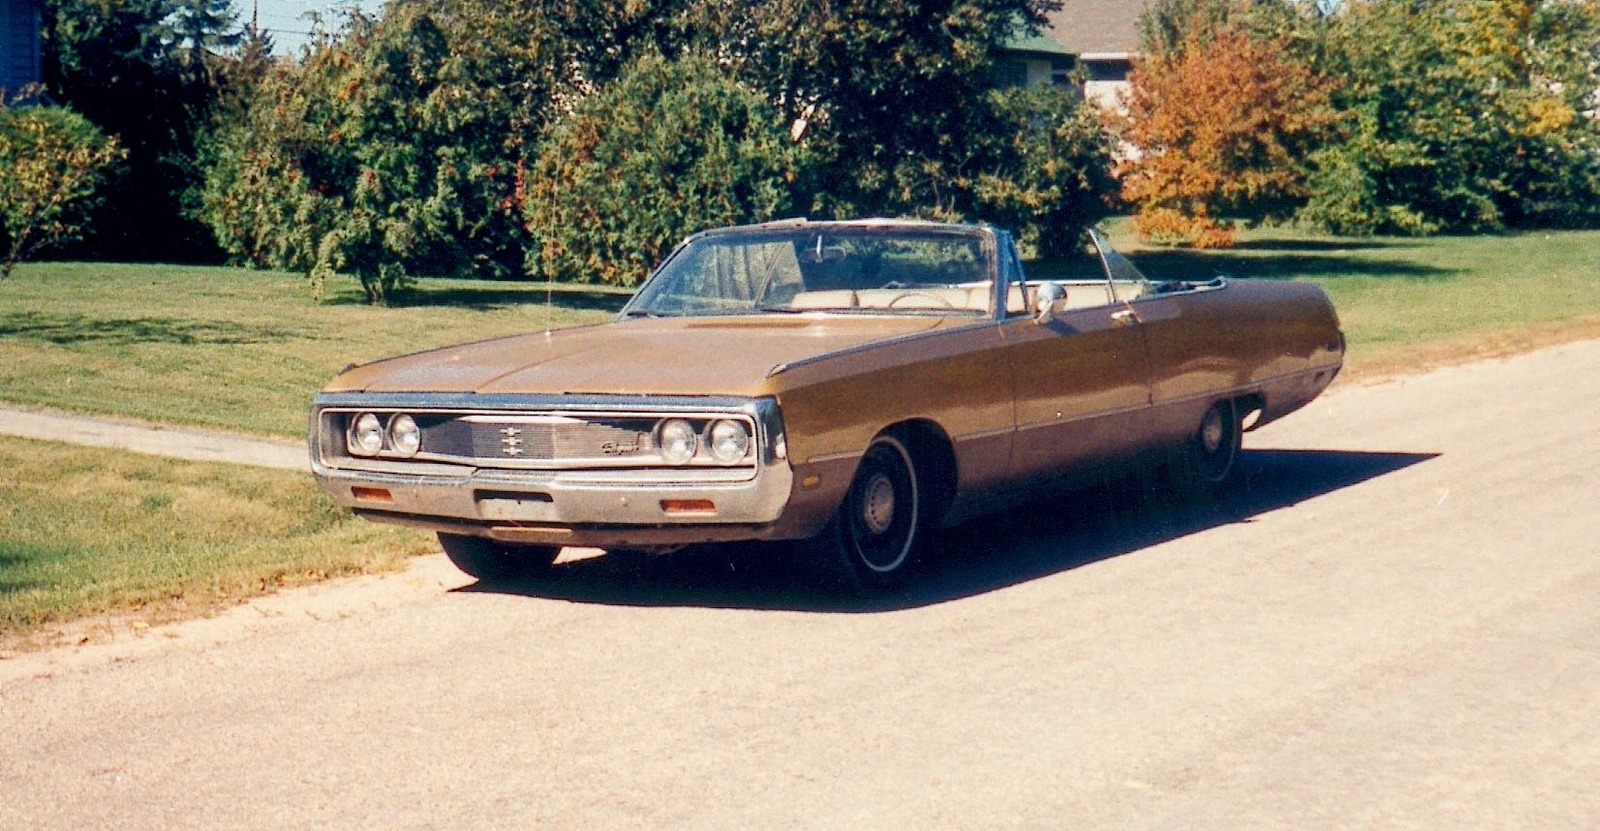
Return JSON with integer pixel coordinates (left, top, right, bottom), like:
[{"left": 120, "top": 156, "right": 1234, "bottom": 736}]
[{"left": 454, "top": 448, "right": 1437, "bottom": 612}]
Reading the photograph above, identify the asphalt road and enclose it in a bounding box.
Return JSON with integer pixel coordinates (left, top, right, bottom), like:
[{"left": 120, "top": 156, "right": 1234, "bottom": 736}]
[{"left": 3, "top": 341, "right": 1597, "bottom": 829}]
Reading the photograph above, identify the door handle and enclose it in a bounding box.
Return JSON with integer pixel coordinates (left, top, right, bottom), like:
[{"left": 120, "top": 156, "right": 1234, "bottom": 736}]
[{"left": 1110, "top": 309, "right": 1141, "bottom": 326}]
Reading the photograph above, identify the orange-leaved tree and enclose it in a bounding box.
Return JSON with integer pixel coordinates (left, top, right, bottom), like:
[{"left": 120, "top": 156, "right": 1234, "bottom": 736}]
[{"left": 1117, "top": 11, "right": 1337, "bottom": 248}]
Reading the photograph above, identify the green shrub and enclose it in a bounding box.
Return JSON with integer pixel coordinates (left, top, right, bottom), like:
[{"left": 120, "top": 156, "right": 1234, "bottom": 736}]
[
  {"left": 0, "top": 104, "right": 123, "bottom": 279},
  {"left": 1300, "top": 0, "right": 1600, "bottom": 234},
  {"left": 525, "top": 52, "right": 797, "bottom": 287},
  {"left": 193, "top": 4, "right": 574, "bottom": 303}
]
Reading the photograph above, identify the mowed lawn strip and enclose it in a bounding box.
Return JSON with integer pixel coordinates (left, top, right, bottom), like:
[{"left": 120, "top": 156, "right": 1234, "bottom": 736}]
[
  {"left": 0, "top": 263, "right": 624, "bottom": 439},
  {"left": 0, "top": 436, "right": 436, "bottom": 651}
]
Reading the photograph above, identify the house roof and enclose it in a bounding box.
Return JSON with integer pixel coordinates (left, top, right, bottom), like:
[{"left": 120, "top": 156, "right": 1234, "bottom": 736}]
[
  {"left": 1005, "top": 23, "right": 1078, "bottom": 58},
  {"left": 1041, "top": 0, "right": 1151, "bottom": 57}
]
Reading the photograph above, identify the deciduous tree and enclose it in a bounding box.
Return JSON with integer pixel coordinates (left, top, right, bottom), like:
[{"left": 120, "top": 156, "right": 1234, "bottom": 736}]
[
  {"left": 196, "top": 2, "right": 606, "bottom": 301},
  {"left": 526, "top": 52, "right": 797, "bottom": 287},
  {"left": 678, "top": 0, "right": 1063, "bottom": 220},
  {"left": 1120, "top": 5, "right": 1337, "bottom": 247},
  {"left": 40, "top": 0, "right": 236, "bottom": 261},
  {"left": 195, "top": 0, "right": 1125, "bottom": 292},
  {"left": 1300, "top": 0, "right": 1600, "bottom": 234}
]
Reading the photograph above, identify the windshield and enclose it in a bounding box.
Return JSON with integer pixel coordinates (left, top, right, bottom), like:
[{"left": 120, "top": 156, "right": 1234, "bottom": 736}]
[{"left": 624, "top": 226, "right": 995, "bottom": 318}]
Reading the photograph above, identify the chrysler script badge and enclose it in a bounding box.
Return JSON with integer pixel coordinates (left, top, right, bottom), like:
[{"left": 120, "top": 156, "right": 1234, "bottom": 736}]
[{"left": 600, "top": 433, "right": 648, "bottom": 456}]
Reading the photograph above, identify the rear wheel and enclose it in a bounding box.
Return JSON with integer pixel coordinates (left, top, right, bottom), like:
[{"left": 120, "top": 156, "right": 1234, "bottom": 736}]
[
  {"left": 1181, "top": 399, "right": 1242, "bottom": 495},
  {"left": 811, "top": 434, "right": 932, "bottom": 594},
  {"left": 437, "top": 533, "right": 561, "bottom": 581}
]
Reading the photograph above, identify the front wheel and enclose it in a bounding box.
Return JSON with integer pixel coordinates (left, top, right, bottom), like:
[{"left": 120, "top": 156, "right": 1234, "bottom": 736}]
[
  {"left": 809, "top": 434, "right": 932, "bottom": 594},
  {"left": 437, "top": 533, "right": 561, "bottom": 581}
]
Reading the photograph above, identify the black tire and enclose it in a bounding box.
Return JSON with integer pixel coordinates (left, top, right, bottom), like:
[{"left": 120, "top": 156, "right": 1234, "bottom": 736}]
[
  {"left": 811, "top": 434, "right": 931, "bottom": 594},
  {"left": 1181, "top": 399, "right": 1242, "bottom": 495},
  {"left": 437, "top": 533, "right": 561, "bottom": 581}
]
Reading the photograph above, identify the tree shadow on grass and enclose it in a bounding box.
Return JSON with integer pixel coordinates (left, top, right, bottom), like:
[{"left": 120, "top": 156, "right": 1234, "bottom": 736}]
[
  {"left": 458, "top": 448, "right": 1437, "bottom": 613},
  {"left": 319, "top": 283, "right": 632, "bottom": 314},
  {"left": 414, "top": 286, "right": 632, "bottom": 314},
  {"left": 1123, "top": 246, "right": 1456, "bottom": 282},
  {"left": 0, "top": 552, "right": 37, "bottom": 596},
  {"left": 1224, "top": 238, "right": 1399, "bottom": 253},
  {"left": 0, "top": 311, "right": 306, "bottom": 346}
]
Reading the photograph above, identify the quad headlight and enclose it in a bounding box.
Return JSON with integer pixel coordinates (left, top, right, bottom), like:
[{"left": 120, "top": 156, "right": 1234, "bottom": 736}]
[
  {"left": 656, "top": 417, "right": 754, "bottom": 465},
  {"left": 348, "top": 413, "right": 384, "bottom": 457},
  {"left": 345, "top": 412, "right": 422, "bottom": 458},
  {"left": 388, "top": 414, "right": 421, "bottom": 458},
  {"left": 707, "top": 419, "right": 751, "bottom": 464},
  {"left": 657, "top": 418, "right": 699, "bottom": 465},
  {"left": 335, "top": 408, "right": 760, "bottom": 467}
]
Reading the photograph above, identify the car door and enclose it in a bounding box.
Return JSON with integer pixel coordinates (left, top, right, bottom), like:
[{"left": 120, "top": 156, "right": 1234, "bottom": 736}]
[{"left": 1000, "top": 242, "right": 1154, "bottom": 492}]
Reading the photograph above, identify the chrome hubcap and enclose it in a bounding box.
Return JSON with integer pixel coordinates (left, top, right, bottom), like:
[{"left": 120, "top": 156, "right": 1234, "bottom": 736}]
[
  {"left": 861, "top": 474, "right": 896, "bottom": 535},
  {"left": 1201, "top": 409, "right": 1225, "bottom": 455}
]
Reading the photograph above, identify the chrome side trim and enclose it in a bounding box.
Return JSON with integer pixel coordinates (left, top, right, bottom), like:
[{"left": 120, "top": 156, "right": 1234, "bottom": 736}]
[
  {"left": 804, "top": 449, "right": 865, "bottom": 465},
  {"left": 1012, "top": 401, "right": 1148, "bottom": 434}
]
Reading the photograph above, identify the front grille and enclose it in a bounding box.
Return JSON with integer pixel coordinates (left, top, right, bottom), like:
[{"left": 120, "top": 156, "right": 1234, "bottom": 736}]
[{"left": 423, "top": 415, "right": 656, "bottom": 463}]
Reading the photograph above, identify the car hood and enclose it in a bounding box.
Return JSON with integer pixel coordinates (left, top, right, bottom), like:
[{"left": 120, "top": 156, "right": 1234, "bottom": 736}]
[{"left": 324, "top": 315, "right": 955, "bottom": 397}]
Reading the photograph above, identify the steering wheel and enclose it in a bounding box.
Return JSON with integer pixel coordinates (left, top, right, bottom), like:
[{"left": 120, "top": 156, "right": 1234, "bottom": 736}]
[{"left": 885, "top": 291, "right": 955, "bottom": 310}]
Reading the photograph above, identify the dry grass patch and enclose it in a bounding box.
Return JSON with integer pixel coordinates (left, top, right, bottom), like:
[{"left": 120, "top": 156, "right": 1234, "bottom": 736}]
[{"left": 0, "top": 437, "right": 435, "bottom": 652}]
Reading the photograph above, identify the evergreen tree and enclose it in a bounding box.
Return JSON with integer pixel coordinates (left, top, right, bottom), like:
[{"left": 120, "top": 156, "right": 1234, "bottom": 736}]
[
  {"left": 169, "top": 0, "right": 243, "bottom": 84},
  {"left": 40, "top": 0, "right": 242, "bottom": 261}
]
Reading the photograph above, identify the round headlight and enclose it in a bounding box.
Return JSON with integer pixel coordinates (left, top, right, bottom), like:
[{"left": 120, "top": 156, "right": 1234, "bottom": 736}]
[
  {"left": 707, "top": 419, "right": 751, "bottom": 464},
  {"left": 657, "top": 418, "right": 698, "bottom": 465},
  {"left": 388, "top": 414, "right": 421, "bottom": 458},
  {"left": 348, "top": 413, "right": 384, "bottom": 457}
]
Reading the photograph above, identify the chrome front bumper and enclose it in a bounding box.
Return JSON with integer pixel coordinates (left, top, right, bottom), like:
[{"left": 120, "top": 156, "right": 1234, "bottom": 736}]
[
  {"left": 312, "top": 461, "right": 798, "bottom": 545},
  {"left": 309, "top": 393, "right": 810, "bottom": 548}
]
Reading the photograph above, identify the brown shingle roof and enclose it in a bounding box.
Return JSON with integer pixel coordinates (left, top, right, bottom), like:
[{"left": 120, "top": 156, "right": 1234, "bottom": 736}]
[{"left": 1042, "top": 0, "right": 1152, "bottom": 56}]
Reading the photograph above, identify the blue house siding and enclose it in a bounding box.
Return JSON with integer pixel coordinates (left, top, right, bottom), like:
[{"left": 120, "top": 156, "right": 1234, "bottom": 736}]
[{"left": 0, "top": 0, "right": 43, "bottom": 98}]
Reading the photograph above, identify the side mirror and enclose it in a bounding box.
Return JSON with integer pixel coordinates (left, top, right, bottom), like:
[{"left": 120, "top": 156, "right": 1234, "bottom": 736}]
[{"left": 1032, "top": 282, "right": 1067, "bottom": 324}]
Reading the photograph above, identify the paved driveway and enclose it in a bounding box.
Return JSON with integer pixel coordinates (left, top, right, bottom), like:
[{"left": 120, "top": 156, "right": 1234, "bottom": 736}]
[{"left": 2, "top": 341, "right": 1597, "bottom": 829}]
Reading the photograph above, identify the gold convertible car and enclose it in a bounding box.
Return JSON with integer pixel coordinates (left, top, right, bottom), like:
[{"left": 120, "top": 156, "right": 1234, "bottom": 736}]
[{"left": 310, "top": 219, "right": 1343, "bottom": 591}]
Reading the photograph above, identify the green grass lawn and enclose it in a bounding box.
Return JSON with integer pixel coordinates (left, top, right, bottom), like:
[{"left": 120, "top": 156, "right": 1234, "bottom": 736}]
[
  {"left": 0, "top": 264, "right": 625, "bottom": 439},
  {"left": 0, "top": 437, "right": 436, "bottom": 651},
  {"left": 2, "top": 229, "right": 1595, "bottom": 442}
]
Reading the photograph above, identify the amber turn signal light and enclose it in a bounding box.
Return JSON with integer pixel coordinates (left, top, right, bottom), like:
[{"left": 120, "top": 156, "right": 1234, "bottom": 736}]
[
  {"left": 351, "top": 486, "right": 393, "bottom": 503},
  {"left": 660, "top": 499, "right": 716, "bottom": 515}
]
